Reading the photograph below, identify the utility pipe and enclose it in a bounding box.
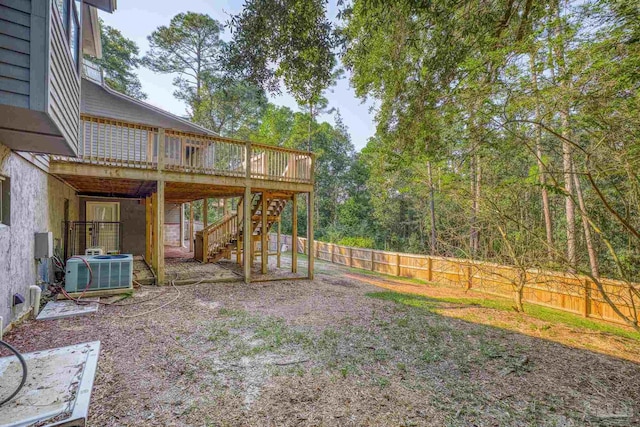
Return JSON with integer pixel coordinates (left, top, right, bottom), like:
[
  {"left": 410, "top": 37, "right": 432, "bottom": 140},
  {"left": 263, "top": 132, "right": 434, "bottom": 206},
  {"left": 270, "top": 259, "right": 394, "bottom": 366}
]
[{"left": 30, "top": 285, "right": 42, "bottom": 318}]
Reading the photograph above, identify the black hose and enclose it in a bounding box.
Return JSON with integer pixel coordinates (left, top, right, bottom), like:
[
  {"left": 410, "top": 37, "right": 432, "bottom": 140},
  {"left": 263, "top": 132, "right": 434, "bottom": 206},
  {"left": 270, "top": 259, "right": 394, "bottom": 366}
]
[{"left": 0, "top": 340, "right": 27, "bottom": 406}]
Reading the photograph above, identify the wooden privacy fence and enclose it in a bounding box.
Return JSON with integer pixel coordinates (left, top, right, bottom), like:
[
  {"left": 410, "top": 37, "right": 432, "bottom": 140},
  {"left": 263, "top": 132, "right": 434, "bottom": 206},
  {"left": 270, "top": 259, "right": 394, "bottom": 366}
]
[{"left": 273, "top": 234, "right": 640, "bottom": 326}]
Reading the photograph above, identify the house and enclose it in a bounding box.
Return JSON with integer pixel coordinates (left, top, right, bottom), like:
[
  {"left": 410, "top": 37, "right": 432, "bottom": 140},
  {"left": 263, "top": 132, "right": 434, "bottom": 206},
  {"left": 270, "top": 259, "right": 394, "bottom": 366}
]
[{"left": 0, "top": 1, "right": 315, "bottom": 332}]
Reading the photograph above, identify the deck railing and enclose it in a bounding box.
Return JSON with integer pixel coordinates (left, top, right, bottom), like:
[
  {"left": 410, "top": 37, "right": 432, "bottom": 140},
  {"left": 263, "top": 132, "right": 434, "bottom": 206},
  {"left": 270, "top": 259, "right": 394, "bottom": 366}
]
[
  {"left": 164, "top": 130, "right": 246, "bottom": 177},
  {"left": 53, "top": 116, "right": 313, "bottom": 184}
]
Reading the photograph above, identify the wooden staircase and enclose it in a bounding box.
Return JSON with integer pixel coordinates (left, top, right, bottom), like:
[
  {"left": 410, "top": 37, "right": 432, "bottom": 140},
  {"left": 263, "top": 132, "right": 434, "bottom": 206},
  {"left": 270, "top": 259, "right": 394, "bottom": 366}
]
[{"left": 196, "top": 193, "right": 288, "bottom": 263}]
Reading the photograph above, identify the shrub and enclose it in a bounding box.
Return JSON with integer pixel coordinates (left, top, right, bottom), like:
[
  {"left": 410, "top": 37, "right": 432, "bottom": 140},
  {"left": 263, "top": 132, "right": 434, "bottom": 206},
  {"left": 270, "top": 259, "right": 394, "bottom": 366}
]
[{"left": 337, "top": 236, "right": 375, "bottom": 249}]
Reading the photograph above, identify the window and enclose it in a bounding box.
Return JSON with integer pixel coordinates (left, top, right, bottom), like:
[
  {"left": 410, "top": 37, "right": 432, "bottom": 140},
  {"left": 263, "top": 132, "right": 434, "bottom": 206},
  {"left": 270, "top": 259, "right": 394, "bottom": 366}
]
[
  {"left": 54, "top": 0, "right": 81, "bottom": 71},
  {"left": 55, "top": 0, "right": 69, "bottom": 32},
  {"left": 70, "top": 1, "right": 80, "bottom": 69},
  {"left": 0, "top": 176, "right": 9, "bottom": 226}
]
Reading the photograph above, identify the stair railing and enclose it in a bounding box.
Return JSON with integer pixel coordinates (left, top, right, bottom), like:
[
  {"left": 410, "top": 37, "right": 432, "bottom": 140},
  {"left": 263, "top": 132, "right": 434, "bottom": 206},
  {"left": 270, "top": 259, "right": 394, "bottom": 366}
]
[{"left": 202, "top": 213, "right": 239, "bottom": 259}]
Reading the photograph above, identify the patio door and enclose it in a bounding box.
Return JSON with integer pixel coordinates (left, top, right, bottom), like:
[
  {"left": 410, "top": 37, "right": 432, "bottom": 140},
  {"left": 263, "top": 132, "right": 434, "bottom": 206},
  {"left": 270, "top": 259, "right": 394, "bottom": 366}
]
[{"left": 86, "top": 202, "right": 120, "bottom": 252}]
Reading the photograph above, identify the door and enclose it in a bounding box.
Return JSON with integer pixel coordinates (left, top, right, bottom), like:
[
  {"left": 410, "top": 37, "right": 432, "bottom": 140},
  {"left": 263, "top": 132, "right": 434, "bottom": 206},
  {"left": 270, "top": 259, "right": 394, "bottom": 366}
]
[{"left": 86, "top": 202, "right": 120, "bottom": 253}]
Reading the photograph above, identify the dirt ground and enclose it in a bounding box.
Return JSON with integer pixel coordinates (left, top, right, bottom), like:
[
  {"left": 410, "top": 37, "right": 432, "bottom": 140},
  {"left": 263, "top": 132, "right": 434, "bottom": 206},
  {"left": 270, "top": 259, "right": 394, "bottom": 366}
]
[{"left": 3, "top": 255, "right": 640, "bottom": 426}]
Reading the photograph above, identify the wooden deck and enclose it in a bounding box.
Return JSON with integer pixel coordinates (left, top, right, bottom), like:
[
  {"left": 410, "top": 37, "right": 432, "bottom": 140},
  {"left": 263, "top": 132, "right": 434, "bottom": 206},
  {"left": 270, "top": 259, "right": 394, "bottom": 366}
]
[
  {"left": 49, "top": 115, "right": 315, "bottom": 199},
  {"left": 49, "top": 115, "right": 316, "bottom": 285}
]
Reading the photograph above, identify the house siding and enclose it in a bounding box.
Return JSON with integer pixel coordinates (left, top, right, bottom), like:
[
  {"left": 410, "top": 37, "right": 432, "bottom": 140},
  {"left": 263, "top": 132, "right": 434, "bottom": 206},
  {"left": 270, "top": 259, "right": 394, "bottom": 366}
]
[
  {"left": 0, "top": 140, "right": 78, "bottom": 329},
  {"left": 47, "top": 0, "right": 80, "bottom": 152},
  {"left": 81, "top": 79, "right": 211, "bottom": 134},
  {"left": 0, "top": 0, "right": 32, "bottom": 109}
]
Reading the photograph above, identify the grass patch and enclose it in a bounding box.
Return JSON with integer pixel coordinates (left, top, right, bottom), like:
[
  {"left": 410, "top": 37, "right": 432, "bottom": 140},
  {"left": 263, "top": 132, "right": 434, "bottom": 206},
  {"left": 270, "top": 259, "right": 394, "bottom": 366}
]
[
  {"left": 367, "top": 290, "right": 640, "bottom": 341},
  {"left": 208, "top": 307, "right": 315, "bottom": 360}
]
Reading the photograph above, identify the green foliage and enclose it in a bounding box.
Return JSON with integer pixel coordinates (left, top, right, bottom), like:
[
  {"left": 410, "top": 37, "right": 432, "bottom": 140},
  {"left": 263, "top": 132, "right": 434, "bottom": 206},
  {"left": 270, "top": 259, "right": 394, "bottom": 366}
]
[
  {"left": 88, "top": 20, "right": 146, "bottom": 99},
  {"left": 336, "top": 236, "right": 375, "bottom": 249},
  {"left": 228, "top": 0, "right": 337, "bottom": 107},
  {"left": 192, "top": 77, "right": 268, "bottom": 138},
  {"left": 143, "top": 12, "right": 226, "bottom": 110}
]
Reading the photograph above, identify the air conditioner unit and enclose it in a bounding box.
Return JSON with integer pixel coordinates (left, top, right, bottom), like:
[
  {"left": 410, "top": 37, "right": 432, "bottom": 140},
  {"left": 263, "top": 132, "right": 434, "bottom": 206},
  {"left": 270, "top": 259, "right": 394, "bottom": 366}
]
[
  {"left": 85, "top": 248, "right": 104, "bottom": 256},
  {"left": 65, "top": 255, "right": 133, "bottom": 293}
]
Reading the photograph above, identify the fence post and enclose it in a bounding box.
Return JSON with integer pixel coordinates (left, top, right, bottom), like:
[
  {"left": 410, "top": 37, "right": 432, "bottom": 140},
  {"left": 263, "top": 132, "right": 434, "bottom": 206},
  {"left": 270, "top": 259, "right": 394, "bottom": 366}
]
[
  {"left": 583, "top": 278, "right": 591, "bottom": 318},
  {"left": 396, "top": 253, "right": 401, "bottom": 276},
  {"left": 331, "top": 243, "right": 335, "bottom": 264},
  {"left": 348, "top": 247, "right": 353, "bottom": 267},
  {"left": 427, "top": 257, "right": 433, "bottom": 282},
  {"left": 466, "top": 264, "right": 473, "bottom": 290},
  {"left": 370, "top": 250, "right": 375, "bottom": 271}
]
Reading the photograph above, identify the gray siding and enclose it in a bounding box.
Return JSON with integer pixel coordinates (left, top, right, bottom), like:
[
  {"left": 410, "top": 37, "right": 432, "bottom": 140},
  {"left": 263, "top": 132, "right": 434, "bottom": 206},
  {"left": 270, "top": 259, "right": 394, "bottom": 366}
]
[
  {"left": 81, "top": 79, "right": 214, "bottom": 134},
  {"left": 47, "top": 0, "right": 79, "bottom": 152},
  {"left": 0, "top": 0, "right": 31, "bottom": 109}
]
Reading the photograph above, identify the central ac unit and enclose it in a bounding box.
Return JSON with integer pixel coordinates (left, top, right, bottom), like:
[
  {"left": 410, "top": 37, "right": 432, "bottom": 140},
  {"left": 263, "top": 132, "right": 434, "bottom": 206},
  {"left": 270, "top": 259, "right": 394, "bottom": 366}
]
[{"left": 65, "top": 255, "right": 133, "bottom": 293}]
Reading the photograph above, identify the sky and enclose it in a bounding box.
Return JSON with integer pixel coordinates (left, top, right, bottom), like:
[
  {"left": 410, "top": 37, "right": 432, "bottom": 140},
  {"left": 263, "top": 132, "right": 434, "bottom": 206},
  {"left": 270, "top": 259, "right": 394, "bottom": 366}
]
[{"left": 100, "top": 0, "right": 376, "bottom": 151}]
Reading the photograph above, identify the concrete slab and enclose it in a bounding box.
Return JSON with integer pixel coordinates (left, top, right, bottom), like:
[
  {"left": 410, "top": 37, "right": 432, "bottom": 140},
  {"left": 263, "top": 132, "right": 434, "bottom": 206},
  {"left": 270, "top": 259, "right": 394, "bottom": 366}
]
[
  {"left": 0, "top": 341, "right": 101, "bottom": 427},
  {"left": 36, "top": 299, "right": 99, "bottom": 321}
]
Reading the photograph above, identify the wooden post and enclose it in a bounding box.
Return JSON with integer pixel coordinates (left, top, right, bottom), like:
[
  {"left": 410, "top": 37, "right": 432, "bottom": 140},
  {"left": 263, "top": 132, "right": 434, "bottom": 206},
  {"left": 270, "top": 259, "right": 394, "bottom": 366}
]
[
  {"left": 157, "top": 128, "right": 165, "bottom": 171},
  {"left": 427, "top": 257, "right": 433, "bottom": 282},
  {"left": 370, "top": 250, "right": 375, "bottom": 271},
  {"left": 331, "top": 244, "right": 335, "bottom": 263},
  {"left": 466, "top": 265, "right": 473, "bottom": 290},
  {"left": 179, "top": 203, "right": 184, "bottom": 248},
  {"left": 291, "top": 194, "right": 298, "bottom": 274},
  {"left": 243, "top": 187, "right": 252, "bottom": 282},
  {"left": 237, "top": 198, "right": 243, "bottom": 265},
  {"left": 145, "top": 196, "right": 152, "bottom": 264},
  {"left": 396, "top": 253, "right": 401, "bottom": 276},
  {"left": 307, "top": 191, "right": 314, "bottom": 280},
  {"left": 261, "top": 192, "right": 268, "bottom": 274},
  {"left": 150, "top": 192, "right": 157, "bottom": 272},
  {"left": 155, "top": 180, "right": 165, "bottom": 284},
  {"left": 203, "top": 198, "right": 208, "bottom": 228},
  {"left": 276, "top": 217, "right": 281, "bottom": 268},
  {"left": 243, "top": 141, "right": 252, "bottom": 283},
  {"left": 189, "top": 202, "right": 194, "bottom": 252},
  {"left": 583, "top": 278, "right": 591, "bottom": 317},
  {"left": 348, "top": 247, "right": 353, "bottom": 267}
]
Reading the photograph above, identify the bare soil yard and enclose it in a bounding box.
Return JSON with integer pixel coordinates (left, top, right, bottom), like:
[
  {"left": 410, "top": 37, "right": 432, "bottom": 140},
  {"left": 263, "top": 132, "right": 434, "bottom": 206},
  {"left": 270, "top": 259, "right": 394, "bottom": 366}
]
[{"left": 3, "top": 256, "right": 640, "bottom": 426}]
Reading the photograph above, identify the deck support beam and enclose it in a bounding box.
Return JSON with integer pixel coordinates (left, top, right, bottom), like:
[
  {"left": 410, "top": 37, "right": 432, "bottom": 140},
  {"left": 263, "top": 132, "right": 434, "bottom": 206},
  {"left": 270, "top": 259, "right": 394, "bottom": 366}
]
[
  {"left": 179, "top": 203, "right": 185, "bottom": 248},
  {"left": 243, "top": 141, "right": 252, "bottom": 283},
  {"left": 145, "top": 196, "right": 152, "bottom": 265},
  {"left": 307, "top": 191, "right": 314, "bottom": 280},
  {"left": 261, "top": 192, "right": 268, "bottom": 274},
  {"left": 203, "top": 198, "right": 208, "bottom": 228},
  {"left": 276, "top": 216, "right": 281, "bottom": 268},
  {"left": 292, "top": 194, "right": 298, "bottom": 274},
  {"left": 243, "top": 187, "right": 252, "bottom": 282},
  {"left": 155, "top": 180, "right": 165, "bottom": 284},
  {"left": 189, "top": 201, "right": 194, "bottom": 252}
]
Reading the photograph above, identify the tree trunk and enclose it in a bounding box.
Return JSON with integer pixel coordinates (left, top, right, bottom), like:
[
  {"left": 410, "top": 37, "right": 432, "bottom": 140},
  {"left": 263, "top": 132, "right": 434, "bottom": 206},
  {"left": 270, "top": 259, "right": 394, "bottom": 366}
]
[
  {"left": 470, "top": 152, "right": 481, "bottom": 257},
  {"left": 553, "top": 0, "right": 576, "bottom": 272},
  {"left": 530, "top": 52, "right": 554, "bottom": 261},
  {"left": 427, "top": 161, "right": 437, "bottom": 255},
  {"left": 562, "top": 119, "right": 576, "bottom": 271},
  {"left": 573, "top": 165, "right": 600, "bottom": 278},
  {"left": 470, "top": 152, "right": 477, "bottom": 257},
  {"left": 308, "top": 101, "right": 313, "bottom": 152}
]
